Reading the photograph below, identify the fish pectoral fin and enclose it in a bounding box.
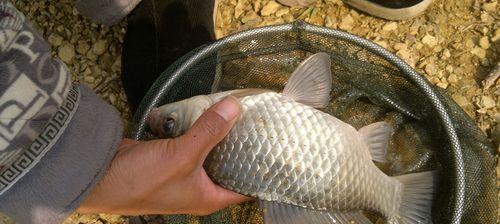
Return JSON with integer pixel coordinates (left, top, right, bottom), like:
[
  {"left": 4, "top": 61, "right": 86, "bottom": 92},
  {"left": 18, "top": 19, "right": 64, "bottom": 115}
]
[
  {"left": 282, "top": 52, "right": 332, "bottom": 108},
  {"left": 259, "top": 200, "right": 372, "bottom": 224},
  {"left": 358, "top": 122, "right": 393, "bottom": 163}
]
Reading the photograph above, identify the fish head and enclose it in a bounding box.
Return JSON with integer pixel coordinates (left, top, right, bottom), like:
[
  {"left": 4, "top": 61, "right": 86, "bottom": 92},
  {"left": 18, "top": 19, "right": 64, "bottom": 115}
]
[{"left": 148, "top": 95, "right": 212, "bottom": 138}]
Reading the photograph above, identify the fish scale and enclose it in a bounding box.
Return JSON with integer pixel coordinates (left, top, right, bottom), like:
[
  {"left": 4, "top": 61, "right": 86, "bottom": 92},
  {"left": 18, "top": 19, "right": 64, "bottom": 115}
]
[{"left": 205, "top": 91, "right": 401, "bottom": 217}]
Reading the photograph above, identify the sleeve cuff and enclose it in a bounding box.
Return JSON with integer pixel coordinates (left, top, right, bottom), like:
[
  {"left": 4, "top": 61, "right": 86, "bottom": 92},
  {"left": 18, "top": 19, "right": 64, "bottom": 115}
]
[{"left": 0, "top": 85, "right": 123, "bottom": 224}]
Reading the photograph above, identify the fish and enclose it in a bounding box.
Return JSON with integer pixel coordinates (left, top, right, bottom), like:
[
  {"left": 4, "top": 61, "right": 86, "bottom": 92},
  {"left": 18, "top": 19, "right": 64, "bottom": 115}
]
[{"left": 148, "top": 53, "right": 437, "bottom": 224}]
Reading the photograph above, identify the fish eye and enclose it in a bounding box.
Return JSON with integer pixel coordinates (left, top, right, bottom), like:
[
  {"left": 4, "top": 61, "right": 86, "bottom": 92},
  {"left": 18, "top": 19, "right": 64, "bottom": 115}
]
[{"left": 163, "top": 117, "right": 175, "bottom": 138}]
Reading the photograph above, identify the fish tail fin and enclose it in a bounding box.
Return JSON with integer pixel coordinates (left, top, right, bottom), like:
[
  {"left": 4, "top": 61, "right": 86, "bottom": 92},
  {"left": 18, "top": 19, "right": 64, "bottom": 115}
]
[{"left": 394, "top": 171, "right": 438, "bottom": 224}]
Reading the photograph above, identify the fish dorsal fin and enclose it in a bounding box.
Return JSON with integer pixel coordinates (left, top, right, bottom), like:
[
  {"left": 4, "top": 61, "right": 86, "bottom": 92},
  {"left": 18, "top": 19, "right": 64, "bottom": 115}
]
[
  {"left": 259, "top": 200, "right": 372, "bottom": 224},
  {"left": 358, "top": 122, "right": 393, "bottom": 163},
  {"left": 282, "top": 53, "right": 332, "bottom": 108}
]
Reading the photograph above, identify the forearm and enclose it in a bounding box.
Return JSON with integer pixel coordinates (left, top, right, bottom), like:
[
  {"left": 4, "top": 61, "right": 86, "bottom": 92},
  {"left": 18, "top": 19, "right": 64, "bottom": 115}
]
[{"left": 0, "top": 1, "right": 124, "bottom": 223}]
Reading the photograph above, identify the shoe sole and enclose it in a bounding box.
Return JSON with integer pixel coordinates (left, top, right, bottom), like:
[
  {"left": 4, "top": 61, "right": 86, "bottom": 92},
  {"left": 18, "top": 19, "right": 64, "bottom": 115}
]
[{"left": 343, "top": 0, "right": 433, "bottom": 20}]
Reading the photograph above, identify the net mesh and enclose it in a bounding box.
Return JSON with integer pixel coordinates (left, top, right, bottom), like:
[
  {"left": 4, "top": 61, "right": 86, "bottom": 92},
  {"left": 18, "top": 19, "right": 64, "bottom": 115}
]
[{"left": 133, "top": 22, "right": 497, "bottom": 224}]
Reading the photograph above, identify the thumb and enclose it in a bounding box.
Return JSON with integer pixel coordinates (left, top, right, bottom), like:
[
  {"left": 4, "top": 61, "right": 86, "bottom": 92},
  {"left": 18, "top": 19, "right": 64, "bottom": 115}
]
[{"left": 175, "top": 97, "right": 240, "bottom": 161}]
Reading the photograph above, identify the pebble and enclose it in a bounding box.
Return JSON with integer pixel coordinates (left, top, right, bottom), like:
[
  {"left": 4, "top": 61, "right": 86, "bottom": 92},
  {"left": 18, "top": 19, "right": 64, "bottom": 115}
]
[
  {"left": 436, "top": 80, "right": 449, "bottom": 89},
  {"left": 482, "top": 2, "right": 497, "bottom": 13},
  {"left": 86, "top": 50, "right": 98, "bottom": 62},
  {"left": 58, "top": 43, "right": 75, "bottom": 63},
  {"left": 393, "top": 43, "right": 407, "bottom": 51},
  {"left": 77, "top": 41, "right": 90, "bottom": 55},
  {"left": 111, "top": 57, "right": 121, "bottom": 73},
  {"left": 382, "top": 22, "right": 398, "bottom": 31},
  {"left": 234, "top": 0, "right": 245, "bottom": 18},
  {"left": 253, "top": 0, "right": 262, "bottom": 12},
  {"left": 479, "top": 36, "right": 490, "bottom": 49},
  {"left": 261, "top": 1, "right": 281, "bottom": 16},
  {"left": 241, "top": 11, "right": 261, "bottom": 23},
  {"left": 481, "top": 96, "right": 496, "bottom": 109},
  {"left": 275, "top": 7, "right": 290, "bottom": 17},
  {"left": 442, "top": 49, "right": 451, "bottom": 59},
  {"left": 471, "top": 47, "right": 486, "bottom": 59},
  {"left": 465, "top": 39, "right": 475, "bottom": 49},
  {"left": 422, "top": 34, "right": 438, "bottom": 47},
  {"left": 492, "top": 29, "right": 500, "bottom": 42},
  {"left": 277, "top": 0, "right": 315, "bottom": 7},
  {"left": 339, "top": 14, "right": 354, "bottom": 30},
  {"left": 84, "top": 75, "right": 95, "bottom": 84},
  {"left": 425, "top": 63, "right": 438, "bottom": 76},
  {"left": 448, "top": 74, "right": 459, "bottom": 83},
  {"left": 92, "top": 39, "right": 108, "bottom": 56},
  {"left": 48, "top": 33, "right": 63, "bottom": 46}
]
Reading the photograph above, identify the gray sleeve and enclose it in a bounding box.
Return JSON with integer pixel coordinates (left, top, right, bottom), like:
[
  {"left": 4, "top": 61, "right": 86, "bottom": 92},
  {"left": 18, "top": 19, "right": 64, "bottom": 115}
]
[
  {"left": 0, "top": 85, "right": 123, "bottom": 224},
  {"left": 75, "top": 0, "right": 142, "bottom": 26}
]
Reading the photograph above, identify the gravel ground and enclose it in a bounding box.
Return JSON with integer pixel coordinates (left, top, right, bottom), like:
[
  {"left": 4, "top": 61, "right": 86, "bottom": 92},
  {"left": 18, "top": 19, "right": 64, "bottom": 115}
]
[{"left": 1, "top": 0, "right": 498, "bottom": 223}]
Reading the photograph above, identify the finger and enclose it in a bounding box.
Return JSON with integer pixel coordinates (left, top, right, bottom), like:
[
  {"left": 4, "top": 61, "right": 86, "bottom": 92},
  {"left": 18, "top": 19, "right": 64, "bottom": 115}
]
[{"left": 175, "top": 97, "right": 240, "bottom": 161}]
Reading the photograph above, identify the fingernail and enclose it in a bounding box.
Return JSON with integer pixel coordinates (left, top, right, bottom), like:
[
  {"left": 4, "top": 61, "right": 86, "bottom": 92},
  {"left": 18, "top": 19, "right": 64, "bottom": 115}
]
[{"left": 214, "top": 97, "right": 240, "bottom": 122}]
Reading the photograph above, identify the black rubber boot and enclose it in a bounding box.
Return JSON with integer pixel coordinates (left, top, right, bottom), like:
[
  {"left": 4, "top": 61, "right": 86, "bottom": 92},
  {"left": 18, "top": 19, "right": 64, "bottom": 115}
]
[
  {"left": 343, "top": 0, "right": 433, "bottom": 20},
  {"left": 121, "top": 0, "right": 216, "bottom": 114}
]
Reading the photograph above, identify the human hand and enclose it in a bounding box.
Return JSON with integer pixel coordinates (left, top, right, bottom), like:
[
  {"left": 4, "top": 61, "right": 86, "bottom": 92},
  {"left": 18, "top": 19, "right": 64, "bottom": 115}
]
[{"left": 78, "top": 97, "right": 251, "bottom": 216}]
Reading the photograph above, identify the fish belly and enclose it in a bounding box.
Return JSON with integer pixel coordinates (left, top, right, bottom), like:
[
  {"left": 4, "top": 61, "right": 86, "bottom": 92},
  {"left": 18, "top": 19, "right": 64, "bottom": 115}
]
[{"left": 205, "top": 92, "right": 399, "bottom": 217}]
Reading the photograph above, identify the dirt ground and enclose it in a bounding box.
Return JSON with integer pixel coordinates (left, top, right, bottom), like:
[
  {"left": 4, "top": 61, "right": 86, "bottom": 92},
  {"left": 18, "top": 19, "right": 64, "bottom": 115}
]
[{"left": 1, "top": 0, "right": 498, "bottom": 223}]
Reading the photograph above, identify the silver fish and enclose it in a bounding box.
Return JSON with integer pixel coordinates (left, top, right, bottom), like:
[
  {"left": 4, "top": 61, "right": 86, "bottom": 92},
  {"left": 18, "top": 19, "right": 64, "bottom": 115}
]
[{"left": 148, "top": 53, "right": 437, "bottom": 224}]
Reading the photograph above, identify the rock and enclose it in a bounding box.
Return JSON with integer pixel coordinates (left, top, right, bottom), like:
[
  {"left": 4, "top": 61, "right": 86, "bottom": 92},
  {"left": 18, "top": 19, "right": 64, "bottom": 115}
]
[
  {"left": 99, "top": 53, "right": 114, "bottom": 71},
  {"left": 308, "top": 8, "right": 324, "bottom": 26},
  {"left": 482, "top": 62, "right": 500, "bottom": 89},
  {"left": 452, "top": 93, "right": 474, "bottom": 116},
  {"left": 76, "top": 41, "right": 90, "bottom": 55},
  {"left": 425, "top": 63, "right": 438, "bottom": 76},
  {"left": 393, "top": 43, "right": 407, "bottom": 51},
  {"left": 422, "top": 34, "right": 438, "bottom": 47},
  {"left": 442, "top": 48, "right": 451, "bottom": 59},
  {"left": 277, "top": 0, "right": 315, "bottom": 7},
  {"left": 234, "top": 0, "right": 246, "bottom": 18},
  {"left": 111, "top": 56, "right": 121, "bottom": 73},
  {"left": 275, "top": 7, "right": 290, "bottom": 17},
  {"left": 448, "top": 74, "right": 459, "bottom": 83},
  {"left": 86, "top": 50, "right": 98, "bottom": 62},
  {"left": 396, "top": 49, "right": 415, "bottom": 67},
  {"left": 482, "top": 2, "right": 498, "bottom": 12},
  {"left": 339, "top": 14, "right": 354, "bottom": 30},
  {"left": 382, "top": 22, "right": 397, "bottom": 31},
  {"left": 480, "top": 96, "right": 496, "bottom": 109},
  {"left": 446, "top": 65, "right": 454, "bottom": 73},
  {"left": 465, "top": 39, "right": 475, "bottom": 49},
  {"left": 241, "top": 11, "right": 261, "bottom": 23},
  {"left": 253, "top": 0, "right": 262, "bottom": 12},
  {"left": 325, "top": 15, "right": 336, "bottom": 28},
  {"left": 109, "top": 94, "right": 117, "bottom": 105},
  {"left": 283, "top": 14, "right": 294, "bottom": 23},
  {"left": 479, "top": 36, "right": 490, "bottom": 49},
  {"left": 436, "top": 78, "right": 449, "bottom": 89},
  {"left": 492, "top": 29, "right": 500, "bottom": 42},
  {"left": 375, "top": 40, "right": 388, "bottom": 49},
  {"left": 471, "top": 47, "right": 486, "bottom": 59},
  {"left": 84, "top": 75, "right": 95, "bottom": 84},
  {"left": 261, "top": 1, "right": 281, "bottom": 16},
  {"left": 48, "top": 33, "right": 63, "bottom": 46},
  {"left": 480, "top": 12, "right": 494, "bottom": 23},
  {"left": 92, "top": 39, "right": 108, "bottom": 56},
  {"left": 58, "top": 43, "right": 75, "bottom": 63}
]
